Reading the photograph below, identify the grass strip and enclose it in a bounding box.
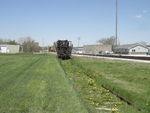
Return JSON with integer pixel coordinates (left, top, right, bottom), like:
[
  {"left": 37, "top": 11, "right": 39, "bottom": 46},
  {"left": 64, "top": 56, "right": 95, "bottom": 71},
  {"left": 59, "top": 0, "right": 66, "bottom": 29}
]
[{"left": 70, "top": 57, "right": 150, "bottom": 113}]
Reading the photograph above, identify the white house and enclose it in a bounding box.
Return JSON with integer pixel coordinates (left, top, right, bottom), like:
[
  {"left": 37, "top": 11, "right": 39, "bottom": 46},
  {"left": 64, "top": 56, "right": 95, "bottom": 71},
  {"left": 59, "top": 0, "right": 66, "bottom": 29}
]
[
  {"left": 147, "top": 45, "right": 150, "bottom": 53},
  {"left": 115, "top": 43, "right": 149, "bottom": 54}
]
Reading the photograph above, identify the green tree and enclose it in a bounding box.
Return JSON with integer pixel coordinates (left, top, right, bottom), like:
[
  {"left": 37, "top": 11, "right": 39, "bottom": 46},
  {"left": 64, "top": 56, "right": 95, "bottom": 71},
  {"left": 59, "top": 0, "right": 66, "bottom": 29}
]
[{"left": 0, "top": 39, "right": 18, "bottom": 45}]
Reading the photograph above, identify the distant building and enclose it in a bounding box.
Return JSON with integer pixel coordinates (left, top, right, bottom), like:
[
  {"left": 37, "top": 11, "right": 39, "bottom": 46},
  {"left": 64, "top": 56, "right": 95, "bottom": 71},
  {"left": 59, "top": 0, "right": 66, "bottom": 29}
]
[
  {"left": 83, "top": 44, "right": 112, "bottom": 54},
  {"left": 0, "top": 44, "right": 20, "bottom": 53},
  {"left": 115, "top": 43, "right": 149, "bottom": 54},
  {"left": 72, "top": 47, "right": 84, "bottom": 54}
]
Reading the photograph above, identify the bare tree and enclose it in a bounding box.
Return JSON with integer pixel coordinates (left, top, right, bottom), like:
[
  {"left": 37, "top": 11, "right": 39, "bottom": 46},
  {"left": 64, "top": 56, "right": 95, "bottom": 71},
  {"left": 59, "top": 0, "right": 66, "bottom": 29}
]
[
  {"left": 97, "top": 36, "right": 116, "bottom": 51},
  {"left": 18, "top": 37, "right": 40, "bottom": 52},
  {"left": 139, "top": 41, "right": 148, "bottom": 45},
  {"left": 97, "top": 36, "right": 116, "bottom": 45}
]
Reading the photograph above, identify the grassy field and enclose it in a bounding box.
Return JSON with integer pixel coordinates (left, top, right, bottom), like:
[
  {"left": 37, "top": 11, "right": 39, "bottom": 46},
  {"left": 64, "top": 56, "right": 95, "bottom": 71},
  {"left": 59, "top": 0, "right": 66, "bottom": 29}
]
[
  {"left": 64, "top": 57, "right": 150, "bottom": 113},
  {"left": 0, "top": 54, "right": 88, "bottom": 113},
  {"left": 0, "top": 54, "right": 149, "bottom": 113}
]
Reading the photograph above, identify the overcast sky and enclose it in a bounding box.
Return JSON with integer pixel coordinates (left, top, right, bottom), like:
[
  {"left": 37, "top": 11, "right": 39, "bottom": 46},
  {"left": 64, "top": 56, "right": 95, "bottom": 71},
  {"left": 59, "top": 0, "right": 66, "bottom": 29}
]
[{"left": 0, "top": 0, "right": 150, "bottom": 46}]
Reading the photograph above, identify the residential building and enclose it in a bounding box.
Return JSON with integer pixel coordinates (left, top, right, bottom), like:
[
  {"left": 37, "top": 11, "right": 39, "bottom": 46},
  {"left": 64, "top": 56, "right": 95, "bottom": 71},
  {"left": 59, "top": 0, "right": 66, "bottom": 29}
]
[
  {"left": 147, "top": 45, "right": 150, "bottom": 53},
  {"left": 115, "top": 43, "right": 149, "bottom": 54}
]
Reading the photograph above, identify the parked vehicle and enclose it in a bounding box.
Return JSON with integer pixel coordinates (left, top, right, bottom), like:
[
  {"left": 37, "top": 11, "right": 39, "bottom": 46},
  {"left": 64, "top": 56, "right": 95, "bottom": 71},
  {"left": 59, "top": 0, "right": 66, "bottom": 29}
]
[
  {"left": 49, "top": 46, "right": 55, "bottom": 52},
  {"left": 99, "top": 51, "right": 114, "bottom": 55}
]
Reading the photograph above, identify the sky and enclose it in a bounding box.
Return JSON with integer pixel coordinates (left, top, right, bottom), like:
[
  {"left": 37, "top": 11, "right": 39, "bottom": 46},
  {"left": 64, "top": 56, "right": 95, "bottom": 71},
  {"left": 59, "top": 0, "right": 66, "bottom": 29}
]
[{"left": 0, "top": 0, "right": 150, "bottom": 46}]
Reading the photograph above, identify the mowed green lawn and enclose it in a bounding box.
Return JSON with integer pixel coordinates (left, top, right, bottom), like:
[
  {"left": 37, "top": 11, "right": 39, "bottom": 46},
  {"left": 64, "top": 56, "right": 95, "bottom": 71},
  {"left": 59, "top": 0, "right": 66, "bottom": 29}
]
[
  {"left": 72, "top": 57, "right": 150, "bottom": 113},
  {"left": 0, "top": 54, "right": 88, "bottom": 113},
  {"left": 0, "top": 54, "right": 149, "bottom": 113}
]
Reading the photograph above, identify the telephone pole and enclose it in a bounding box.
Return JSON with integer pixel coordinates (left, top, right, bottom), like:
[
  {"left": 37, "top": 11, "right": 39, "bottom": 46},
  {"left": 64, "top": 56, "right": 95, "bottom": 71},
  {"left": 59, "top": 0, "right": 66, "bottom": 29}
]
[
  {"left": 78, "top": 37, "right": 80, "bottom": 47},
  {"left": 116, "top": 0, "right": 118, "bottom": 46}
]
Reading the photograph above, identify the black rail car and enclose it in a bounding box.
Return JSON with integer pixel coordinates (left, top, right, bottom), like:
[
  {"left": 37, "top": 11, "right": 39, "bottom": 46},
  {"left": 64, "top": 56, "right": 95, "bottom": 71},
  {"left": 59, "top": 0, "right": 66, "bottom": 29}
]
[{"left": 54, "top": 40, "right": 73, "bottom": 59}]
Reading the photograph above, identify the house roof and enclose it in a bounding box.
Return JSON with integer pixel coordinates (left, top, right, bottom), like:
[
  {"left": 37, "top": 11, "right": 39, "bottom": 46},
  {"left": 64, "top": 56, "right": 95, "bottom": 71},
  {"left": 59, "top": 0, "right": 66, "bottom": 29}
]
[
  {"left": 116, "top": 43, "right": 148, "bottom": 49},
  {"left": 147, "top": 45, "right": 150, "bottom": 49}
]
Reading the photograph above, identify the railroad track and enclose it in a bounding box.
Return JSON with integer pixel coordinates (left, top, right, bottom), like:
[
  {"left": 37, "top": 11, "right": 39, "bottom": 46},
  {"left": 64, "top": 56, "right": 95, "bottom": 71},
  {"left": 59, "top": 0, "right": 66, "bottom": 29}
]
[{"left": 73, "top": 53, "right": 150, "bottom": 61}]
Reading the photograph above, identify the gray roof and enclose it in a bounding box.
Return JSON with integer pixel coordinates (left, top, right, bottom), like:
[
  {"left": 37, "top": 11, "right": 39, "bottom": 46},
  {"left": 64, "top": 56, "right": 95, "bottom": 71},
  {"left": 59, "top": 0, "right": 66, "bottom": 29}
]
[
  {"left": 116, "top": 43, "right": 148, "bottom": 49},
  {"left": 147, "top": 45, "right": 150, "bottom": 49}
]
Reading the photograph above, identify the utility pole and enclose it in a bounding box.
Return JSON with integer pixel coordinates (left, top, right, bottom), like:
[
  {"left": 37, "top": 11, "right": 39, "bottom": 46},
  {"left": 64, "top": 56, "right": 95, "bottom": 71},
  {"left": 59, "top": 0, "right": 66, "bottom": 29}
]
[
  {"left": 78, "top": 37, "right": 80, "bottom": 47},
  {"left": 116, "top": 0, "right": 118, "bottom": 46},
  {"left": 42, "top": 38, "right": 45, "bottom": 53}
]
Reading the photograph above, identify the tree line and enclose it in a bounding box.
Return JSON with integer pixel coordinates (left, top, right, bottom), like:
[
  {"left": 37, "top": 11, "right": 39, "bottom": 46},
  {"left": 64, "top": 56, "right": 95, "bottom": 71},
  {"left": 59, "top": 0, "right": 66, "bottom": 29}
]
[
  {"left": 0, "top": 37, "right": 40, "bottom": 52},
  {"left": 0, "top": 36, "right": 116, "bottom": 52}
]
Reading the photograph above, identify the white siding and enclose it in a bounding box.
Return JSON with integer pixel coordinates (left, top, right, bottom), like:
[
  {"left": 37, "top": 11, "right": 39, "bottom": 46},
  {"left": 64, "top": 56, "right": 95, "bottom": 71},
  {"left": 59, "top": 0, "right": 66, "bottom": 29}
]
[
  {"left": 0, "top": 47, "right": 7, "bottom": 53},
  {"left": 129, "top": 46, "right": 148, "bottom": 53},
  {"left": 0, "top": 45, "right": 20, "bottom": 53}
]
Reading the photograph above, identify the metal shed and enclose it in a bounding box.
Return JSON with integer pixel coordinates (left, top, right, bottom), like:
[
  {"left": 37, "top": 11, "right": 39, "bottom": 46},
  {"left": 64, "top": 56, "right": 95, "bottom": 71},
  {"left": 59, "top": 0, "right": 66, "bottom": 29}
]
[
  {"left": 0, "top": 44, "right": 20, "bottom": 53},
  {"left": 83, "top": 44, "right": 112, "bottom": 54}
]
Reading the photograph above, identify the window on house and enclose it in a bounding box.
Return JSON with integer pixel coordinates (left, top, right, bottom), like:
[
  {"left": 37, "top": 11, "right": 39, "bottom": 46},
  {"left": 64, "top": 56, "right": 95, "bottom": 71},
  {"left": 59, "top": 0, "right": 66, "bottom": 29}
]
[{"left": 132, "top": 49, "right": 136, "bottom": 52}]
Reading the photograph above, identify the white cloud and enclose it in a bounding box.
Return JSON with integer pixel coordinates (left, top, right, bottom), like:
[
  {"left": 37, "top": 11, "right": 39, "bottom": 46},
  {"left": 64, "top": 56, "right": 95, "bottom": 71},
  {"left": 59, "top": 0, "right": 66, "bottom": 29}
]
[
  {"left": 135, "top": 10, "right": 148, "bottom": 19},
  {"left": 135, "top": 15, "right": 144, "bottom": 19}
]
